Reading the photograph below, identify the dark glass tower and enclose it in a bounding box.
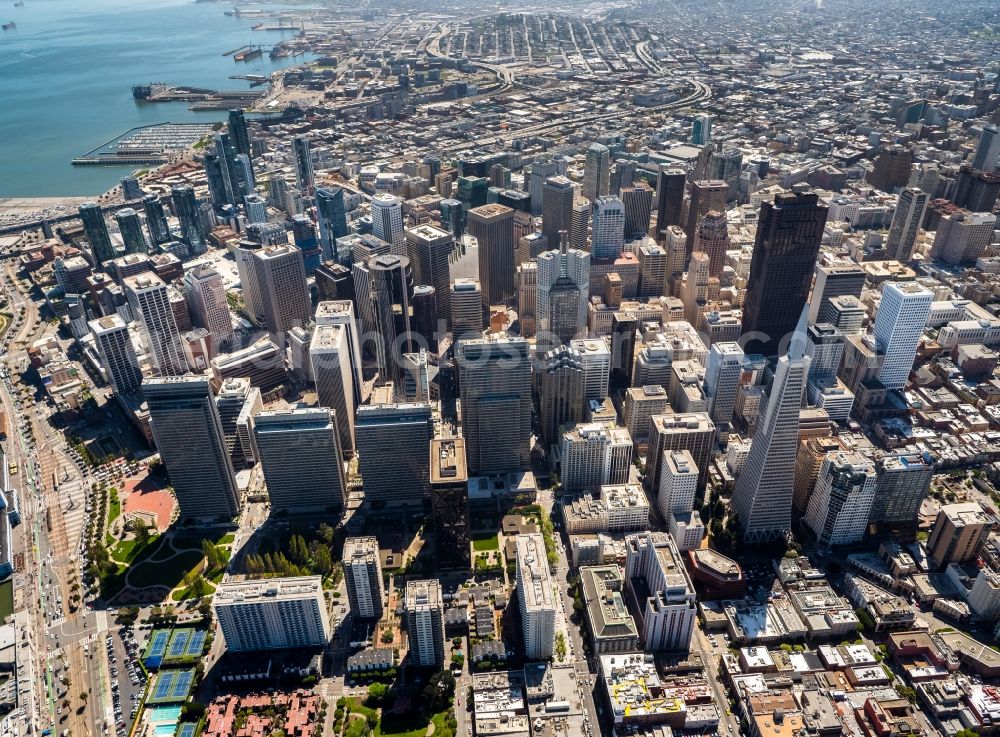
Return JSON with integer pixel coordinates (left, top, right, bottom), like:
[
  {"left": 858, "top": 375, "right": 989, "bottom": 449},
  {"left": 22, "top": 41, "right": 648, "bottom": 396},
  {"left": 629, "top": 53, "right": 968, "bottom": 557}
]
[
  {"left": 741, "top": 191, "right": 829, "bottom": 356},
  {"left": 79, "top": 202, "right": 115, "bottom": 265},
  {"left": 228, "top": 108, "right": 252, "bottom": 159},
  {"left": 315, "top": 186, "right": 349, "bottom": 262},
  {"left": 370, "top": 254, "right": 414, "bottom": 383},
  {"left": 655, "top": 167, "right": 685, "bottom": 234},
  {"left": 170, "top": 184, "right": 203, "bottom": 254},
  {"left": 204, "top": 153, "right": 231, "bottom": 208},
  {"left": 142, "top": 194, "right": 171, "bottom": 245},
  {"left": 114, "top": 207, "right": 148, "bottom": 255}
]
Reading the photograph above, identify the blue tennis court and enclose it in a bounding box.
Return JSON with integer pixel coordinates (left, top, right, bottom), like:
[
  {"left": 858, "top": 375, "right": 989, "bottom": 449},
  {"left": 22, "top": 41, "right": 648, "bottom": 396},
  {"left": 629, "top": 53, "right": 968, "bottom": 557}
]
[
  {"left": 175, "top": 724, "right": 196, "bottom": 737},
  {"left": 147, "top": 669, "right": 196, "bottom": 704},
  {"left": 166, "top": 629, "right": 191, "bottom": 659},
  {"left": 142, "top": 629, "right": 171, "bottom": 670},
  {"left": 163, "top": 628, "right": 207, "bottom": 663}
]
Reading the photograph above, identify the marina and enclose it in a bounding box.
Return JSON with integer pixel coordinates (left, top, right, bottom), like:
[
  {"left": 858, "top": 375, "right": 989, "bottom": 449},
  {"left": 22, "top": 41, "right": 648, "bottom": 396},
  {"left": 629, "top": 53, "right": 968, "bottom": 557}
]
[{"left": 71, "top": 122, "right": 215, "bottom": 166}]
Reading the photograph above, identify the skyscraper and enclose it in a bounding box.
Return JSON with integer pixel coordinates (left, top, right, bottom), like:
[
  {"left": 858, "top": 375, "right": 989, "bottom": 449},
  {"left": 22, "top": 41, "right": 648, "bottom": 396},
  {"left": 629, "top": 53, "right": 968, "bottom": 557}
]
[
  {"left": 542, "top": 176, "right": 575, "bottom": 249},
  {"left": 561, "top": 422, "right": 633, "bottom": 493},
  {"left": 115, "top": 208, "right": 148, "bottom": 255},
  {"left": 144, "top": 375, "right": 240, "bottom": 520},
  {"left": 315, "top": 187, "right": 349, "bottom": 261},
  {"left": 691, "top": 115, "right": 712, "bottom": 145},
  {"left": 953, "top": 165, "right": 1000, "bottom": 213},
  {"left": 529, "top": 159, "right": 557, "bottom": 214},
  {"left": 371, "top": 193, "right": 406, "bottom": 256},
  {"left": 645, "top": 413, "right": 715, "bottom": 495},
  {"left": 311, "top": 323, "right": 357, "bottom": 456},
  {"left": 658, "top": 450, "right": 702, "bottom": 550},
  {"left": 537, "top": 345, "right": 585, "bottom": 447},
  {"left": 79, "top": 201, "right": 115, "bottom": 265},
  {"left": 684, "top": 180, "right": 727, "bottom": 257},
  {"left": 655, "top": 168, "right": 686, "bottom": 233},
  {"left": 803, "top": 452, "right": 877, "bottom": 549},
  {"left": 741, "top": 192, "right": 828, "bottom": 357},
  {"left": 886, "top": 188, "right": 929, "bottom": 262},
  {"left": 405, "top": 224, "right": 453, "bottom": 327},
  {"left": 405, "top": 580, "right": 445, "bottom": 667},
  {"left": 971, "top": 124, "right": 1000, "bottom": 172},
  {"left": 213, "top": 576, "right": 330, "bottom": 653},
  {"left": 204, "top": 153, "right": 232, "bottom": 208},
  {"left": 439, "top": 198, "right": 465, "bottom": 238},
  {"left": 183, "top": 264, "right": 235, "bottom": 353},
  {"left": 430, "top": 437, "right": 471, "bottom": 568},
  {"left": 124, "top": 272, "right": 186, "bottom": 376},
  {"left": 291, "top": 135, "right": 314, "bottom": 194},
  {"left": 867, "top": 145, "right": 914, "bottom": 192},
  {"left": 873, "top": 281, "right": 932, "bottom": 391},
  {"left": 624, "top": 532, "right": 696, "bottom": 652},
  {"left": 89, "top": 315, "right": 142, "bottom": 396},
  {"left": 343, "top": 537, "right": 384, "bottom": 620},
  {"left": 570, "top": 197, "right": 590, "bottom": 251},
  {"left": 930, "top": 210, "right": 997, "bottom": 265},
  {"left": 808, "top": 261, "right": 866, "bottom": 326},
  {"left": 582, "top": 143, "right": 611, "bottom": 203},
  {"left": 227, "top": 108, "right": 252, "bottom": 159},
  {"left": 355, "top": 403, "right": 433, "bottom": 506},
  {"left": 120, "top": 175, "right": 143, "bottom": 201},
  {"left": 468, "top": 203, "right": 516, "bottom": 308},
  {"left": 731, "top": 309, "right": 811, "bottom": 543},
  {"left": 927, "top": 502, "right": 991, "bottom": 571},
  {"left": 254, "top": 408, "right": 346, "bottom": 513},
  {"left": 591, "top": 196, "right": 626, "bottom": 259},
  {"left": 142, "top": 194, "right": 171, "bottom": 246},
  {"left": 450, "top": 278, "right": 483, "bottom": 338},
  {"left": 516, "top": 534, "right": 556, "bottom": 660},
  {"left": 621, "top": 181, "right": 654, "bottom": 240},
  {"left": 315, "top": 300, "right": 364, "bottom": 406},
  {"left": 170, "top": 184, "right": 204, "bottom": 254},
  {"left": 868, "top": 454, "right": 933, "bottom": 541},
  {"left": 456, "top": 335, "right": 532, "bottom": 475},
  {"left": 704, "top": 341, "right": 744, "bottom": 425},
  {"left": 252, "top": 244, "right": 311, "bottom": 336},
  {"left": 691, "top": 210, "right": 729, "bottom": 278},
  {"left": 536, "top": 235, "right": 590, "bottom": 345},
  {"left": 369, "top": 254, "right": 414, "bottom": 383}
]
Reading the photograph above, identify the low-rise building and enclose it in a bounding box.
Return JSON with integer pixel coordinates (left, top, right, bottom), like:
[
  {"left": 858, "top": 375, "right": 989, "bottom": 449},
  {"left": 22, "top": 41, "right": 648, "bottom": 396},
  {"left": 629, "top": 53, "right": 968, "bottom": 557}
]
[{"left": 579, "top": 565, "right": 640, "bottom": 654}]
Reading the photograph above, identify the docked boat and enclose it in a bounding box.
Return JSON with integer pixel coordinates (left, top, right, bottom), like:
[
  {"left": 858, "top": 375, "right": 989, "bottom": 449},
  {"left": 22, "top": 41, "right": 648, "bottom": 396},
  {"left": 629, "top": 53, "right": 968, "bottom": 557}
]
[{"left": 2, "top": 21, "right": 15, "bottom": 29}]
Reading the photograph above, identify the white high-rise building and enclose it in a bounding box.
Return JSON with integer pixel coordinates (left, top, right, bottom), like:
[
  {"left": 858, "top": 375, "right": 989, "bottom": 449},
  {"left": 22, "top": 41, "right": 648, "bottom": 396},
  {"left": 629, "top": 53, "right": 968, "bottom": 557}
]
[
  {"left": 731, "top": 309, "right": 811, "bottom": 543},
  {"left": 591, "top": 196, "right": 626, "bottom": 259},
  {"left": 343, "top": 537, "right": 384, "bottom": 620},
  {"left": 624, "top": 532, "right": 696, "bottom": 651},
  {"left": 310, "top": 323, "right": 356, "bottom": 455},
  {"left": 561, "top": 423, "right": 633, "bottom": 493},
  {"left": 873, "top": 282, "right": 932, "bottom": 391},
  {"left": 214, "top": 576, "right": 330, "bottom": 652},
  {"left": 315, "top": 301, "right": 363, "bottom": 406},
  {"left": 972, "top": 124, "right": 1000, "bottom": 172},
  {"left": 516, "top": 533, "right": 556, "bottom": 660},
  {"left": 804, "top": 452, "right": 877, "bottom": 549},
  {"left": 371, "top": 193, "right": 406, "bottom": 256},
  {"left": 886, "top": 188, "right": 929, "bottom": 262},
  {"left": 404, "top": 579, "right": 445, "bottom": 667},
  {"left": 570, "top": 338, "right": 611, "bottom": 402},
  {"left": 658, "top": 450, "right": 704, "bottom": 550},
  {"left": 89, "top": 315, "right": 142, "bottom": 395},
  {"left": 183, "top": 264, "right": 235, "bottom": 352},
  {"left": 536, "top": 239, "right": 590, "bottom": 341},
  {"left": 125, "top": 272, "right": 186, "bottom": 376},
  {"left": 704, "top": 342, "right": 744, "bottom": 425}
]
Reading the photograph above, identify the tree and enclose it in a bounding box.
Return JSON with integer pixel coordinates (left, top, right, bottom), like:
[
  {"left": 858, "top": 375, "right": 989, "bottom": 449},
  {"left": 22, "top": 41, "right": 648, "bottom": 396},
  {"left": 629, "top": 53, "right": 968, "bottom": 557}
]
[
  {"left": 381, "top": 629, "right": 394, "bottom": 644},
  {"left": 317, "top": 523, "right": 335, "bottom": 544},
  {"left": 366, "top": 682, "right": 389, "bottom": 706},
  {"left": 133, "top": 520, "right": 152, "bottom": 548}
]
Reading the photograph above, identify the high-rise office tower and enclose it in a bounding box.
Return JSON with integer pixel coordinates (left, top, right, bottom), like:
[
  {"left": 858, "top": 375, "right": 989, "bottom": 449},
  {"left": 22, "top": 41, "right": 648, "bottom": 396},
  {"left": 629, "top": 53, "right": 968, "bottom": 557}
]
[
  {"left": 456, "top": 175, "right": 489, "bottom": 209},
  {"left": 214, "top": 377, "right": 260, "bottom": 469},
  {"left": 170, "top": 184, "right": 204, "bottom": 254},
  {"left": 144, "top": 375, "right": 240, "bottom": 520},
  {"left": 315, "top": 300, "right": 363, "bottom": 406},
  {"left": 741, "top": 192, "right": 828, "bottom": 357},
  {"left": 805, "top": 323, "right": 844, "bottom": 384},
  {"left": 930, "top": 210, "right": 997, "bottom": 265},
  {"left": 439, "top": 198, "right": 465, "bottom": 238},
  {"left": 120, "top": 175, "right": 143, "bottom": 201},
  {"left": 516, "top": 263, "right": 538, "bottom": 337},
  {"left": 636, "top": 244, "right": 667, "bottom": 300},
  {"left": 456, "top": 335, "right": 532, "bottom": 475},
  {"left": 315, "top": 186, "right": 349, "bottom": 261},
  {"left": 254, "top": 408, "right": 346, "bottom": 513},
  {"left": 468, "top": 204, "right": 516, "bottom": 307},
  {"left": 661, "top": 225, "right": 688, "bottom": 295},
  {"left": 536, "top": 235, "right": 590, "bottom": 345},
  {"left": 79, "top": 201, "right": 116, "bottom": 265},
  {"left": 582, "top": 143, "right": 611, "bottom": 203},
  {"left": 369, "top": 254, "right": 414, "bottom": 383},
  {"left": 268, "top": 174, "right": 289, "bottom": 211},
  {"left": 612, "top": 159, "right": 637, "bottom": 196},
  {"left": 621, "top": 181, "right": 654, "bottom": 240},
  {"left": 371, "top": 193, "right": 406, "bottom": 256},
  {"left": 804, "top": 452, "right": 877, "bottom": 549},
  {"left": 291, "top": 213, "right": 321, "bottom": 273},
  {"left": 214, "top": 131, "right": 249, "bottom": 206},
  {"left": 405, "top": 579, "right": 445, "bottom": 667},
  {"left": 645, "top": 412, "right": 715, "bottom": 495},
  {"left": 537, "top": 345, "right": 585, "bottom": 447},
  {"left": 655, "top": 168, "right": 686, "bottom": 234},
  {"left": 405, "top": 224, "right": 453, "bottom": 327},
  {"left": 570, "top": 197, "right": 590, "bottom": 250},
  {"left": 316, "top": 262, "right": 356, "bottom": 306},
  {"left": 867, "top": 145, "right": 914, "bottom": 192},
  {"left": 953, "top": 165, "right": 1000, "bottom": 213},
  {"left": 592, "top": 196, "right": 626, "bottom": 259},
  {"left": 311, "top": 323, "right": 356, "bottom": 456},
  {"left": 410, "top": 285, "right": 437, "bottom": 350},
  {"left": 808, "top": 261, "right": 866, "bottom": 325},
  {"left": 213, "top": 576, "right": 330, "bottom": 653},
  {"left": 927, "top": 502, "right": 991, "bottom": 571},
  {"left": 355, "top": 403, "right": 433, "bottom": 506},
  {"left": 542, "top": 176, "right": 575, "bottom": 249},
  {"left": 233, "top": 240, "right": 265, "bottom": 324},
  {"left": 681, "top": 252, "right": 711, "bottom": 326},
  {"left": 142, "top": 194, "right": 171, "bottom": 245},
  {"left": 450, "top": 278, "right": 483, "bottom": 338},
  {"left": 873, "top": 281, "right": 932, "bottom": 391},
  {"left": 610, "top": 312, "right": 638, "bottom": 391},
  {"left": 684, "top": 180, "right": 727, "bottom": 257},
  {"left": 516, "top": 533, "right": 556, "bottom": 660},
  {"left": 89, "top": 315, "right": 142, "bottom": 395},
  {"left": 205, "top": 153, "right": 231, "bottom": 208},
  {"left": 691, "top": 115, "right": 712, "bottom": 145},
  {"left": 704, "top": 341, "right": 744, "bottom": 425},
  {"left": 691, "top": 211, "right": 729, "bottom": 278},
  {"left": 183, "top": 264, "right": 235, "bottom": 353},
  {"left": 658, "top": 449, "right": 703, "bottom": 549},
  {"left": 253, "top": 244, "right": 311, "bottom": 336},
  {"left": 244, "top": 194, "right": 267, "bottom": 225},
  {"left": 731, "top": 309, "right": 811, "bottom": 543},
  {"left": 868, "top": 454, "right": 933, "bottom": 541},
  {"left": 624, "top": 532, "right": 696, "bottom": 651},
  {"left": 227, "top": 108, "right": 252, "bottom": 159},
  {"left": 124, "top": 272, "right": 185, "bottom": 376},
  {"left": 343, "top": 537, "right": 384, "bottom": 620},
  {"left": 114, "top": 208, "right": 148, "bottom": 255},
  {"left": 529, "top": 159, "right": 558, "bottom": 214},
  {"left": 886, "top": 188, "right": 929, "bottom": 262},
  {"left": 497, "top": 189, "right": 531, "bottom": 213},
  {"left": 971, "top": 124, "right": 1000, "bottom": 172},
  {"left": 570, "top": 338, "right": 611, "bottom": 402},
  {"left": 291, "top": 135, "right": 314, "bottom": 194},
  {"left": 430, "top": 437, "right": 471, "bottom": 568},
  {"left": 561, "top": 422, "right": 633, "bottom": 493}
]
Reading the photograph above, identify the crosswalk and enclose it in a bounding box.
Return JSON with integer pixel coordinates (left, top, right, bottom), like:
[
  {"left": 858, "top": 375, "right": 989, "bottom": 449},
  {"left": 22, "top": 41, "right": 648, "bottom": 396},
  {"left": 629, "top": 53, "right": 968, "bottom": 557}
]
[{"left": 57, "top": 473, "right": 88, "bottom": 551}]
